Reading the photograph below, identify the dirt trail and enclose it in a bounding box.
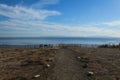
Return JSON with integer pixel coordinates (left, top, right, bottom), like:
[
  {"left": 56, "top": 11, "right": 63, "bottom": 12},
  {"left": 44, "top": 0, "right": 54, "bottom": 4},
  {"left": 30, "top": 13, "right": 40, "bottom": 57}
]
[{"left": 47, "top": 48, "right": 85, "bottom": 80}]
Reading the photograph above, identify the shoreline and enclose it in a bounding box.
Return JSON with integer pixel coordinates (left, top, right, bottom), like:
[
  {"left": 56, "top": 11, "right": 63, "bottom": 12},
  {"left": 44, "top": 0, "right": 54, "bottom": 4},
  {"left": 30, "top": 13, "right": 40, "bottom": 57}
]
[
  {"left": 0, "top": 44, "right": 98, "bottom": 48},
  {"left": 0, "top": 43, "right": 120, "bottom": 48}
]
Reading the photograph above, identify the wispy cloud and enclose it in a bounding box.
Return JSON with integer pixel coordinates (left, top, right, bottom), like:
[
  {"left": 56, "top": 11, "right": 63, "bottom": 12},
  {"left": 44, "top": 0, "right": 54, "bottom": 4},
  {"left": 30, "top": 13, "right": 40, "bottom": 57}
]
[
  {"left": 0, "top": 4, "right": 60, "bottom": 20},
  {"left": 31, "top": 0, "right": 59, "bottom": 8},
  {"left": 103, "top": 21, "right": 120, "bottom": 26},
  {"left": 0, "top": 19, "right": 120, "bottom": 37}
]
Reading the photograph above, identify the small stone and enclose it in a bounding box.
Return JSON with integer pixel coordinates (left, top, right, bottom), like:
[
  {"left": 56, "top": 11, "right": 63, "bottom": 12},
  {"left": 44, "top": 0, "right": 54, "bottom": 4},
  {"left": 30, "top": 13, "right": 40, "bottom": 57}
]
[
  {"left": 34, "top": 74, "right": 40, "bottom": 78},
  {"left": 77, "top": 56, "right": 81, "bottom": 59},
  {"left": 46, "top": 64, "right": 50, "bottom": 68},
  {"left": 87, "top": 71, "right": 94, "bottom": 76}
]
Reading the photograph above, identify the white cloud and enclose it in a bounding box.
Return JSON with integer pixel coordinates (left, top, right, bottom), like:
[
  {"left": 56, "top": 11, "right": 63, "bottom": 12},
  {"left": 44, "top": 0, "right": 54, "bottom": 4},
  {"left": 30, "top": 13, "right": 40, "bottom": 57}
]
[
  {"left": 103, "top": 21, "right": 120, "bottom": 26},
  {"left": 0, "top": 4, "right": 60, "bottom": 20},
  {"left": 0, "top": 19, "right": 120, "bottom": 37}
]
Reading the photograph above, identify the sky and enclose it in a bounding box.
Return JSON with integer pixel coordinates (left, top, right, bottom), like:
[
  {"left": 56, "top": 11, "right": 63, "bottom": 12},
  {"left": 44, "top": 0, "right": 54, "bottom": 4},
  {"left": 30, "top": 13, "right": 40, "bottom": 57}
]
[{"left": 0, "top": 0, "right": 120, "bottom": 37}]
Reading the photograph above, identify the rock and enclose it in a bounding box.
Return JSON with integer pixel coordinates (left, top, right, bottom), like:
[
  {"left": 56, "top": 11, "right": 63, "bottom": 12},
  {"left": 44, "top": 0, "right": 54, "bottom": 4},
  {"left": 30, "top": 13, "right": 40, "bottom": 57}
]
[
  {"left": 46, "top": 64, "right": 50, "bottom": 68},
  {"left": 34, "top": 74, "right": 40, "bottom": 78},
  {"left": 77, "top": 56, "right": 81, "bottom": 59},
  {"left": 87, "top": 71, "right": 94, "bottom": 77}
]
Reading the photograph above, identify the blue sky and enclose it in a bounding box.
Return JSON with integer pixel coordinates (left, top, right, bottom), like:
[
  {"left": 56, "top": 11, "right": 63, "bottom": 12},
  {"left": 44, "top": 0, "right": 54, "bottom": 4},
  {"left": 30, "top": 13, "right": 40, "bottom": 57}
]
[{"left": 0, "top": 0, "right": 120, "bottom": 37}]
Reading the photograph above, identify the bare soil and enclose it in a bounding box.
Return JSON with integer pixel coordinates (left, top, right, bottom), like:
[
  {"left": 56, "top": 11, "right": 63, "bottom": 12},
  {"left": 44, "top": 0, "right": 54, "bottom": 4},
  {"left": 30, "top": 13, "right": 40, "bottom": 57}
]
[{"left": 47, "top": 48, "right": 85, "bottom": 80}]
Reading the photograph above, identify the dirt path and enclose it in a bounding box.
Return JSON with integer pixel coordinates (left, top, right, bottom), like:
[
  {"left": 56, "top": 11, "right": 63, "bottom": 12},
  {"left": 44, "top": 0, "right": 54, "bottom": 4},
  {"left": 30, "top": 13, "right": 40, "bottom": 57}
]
[{"left": 47, "top": 48, "right": 85, "bottom": 80}]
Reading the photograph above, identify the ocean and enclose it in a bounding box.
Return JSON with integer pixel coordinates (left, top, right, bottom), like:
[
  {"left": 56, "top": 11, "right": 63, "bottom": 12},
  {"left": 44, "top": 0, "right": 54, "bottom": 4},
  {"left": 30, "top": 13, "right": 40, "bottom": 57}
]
[{"left": 0, "top": 37, "right": 120, "bottom": 45}]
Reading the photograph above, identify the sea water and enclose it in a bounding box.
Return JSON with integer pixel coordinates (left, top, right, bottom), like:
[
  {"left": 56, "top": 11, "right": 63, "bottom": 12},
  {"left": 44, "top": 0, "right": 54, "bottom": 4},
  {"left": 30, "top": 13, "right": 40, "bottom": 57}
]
[{"left": 0, "top": 37, "right": 120, "bottom": 45}]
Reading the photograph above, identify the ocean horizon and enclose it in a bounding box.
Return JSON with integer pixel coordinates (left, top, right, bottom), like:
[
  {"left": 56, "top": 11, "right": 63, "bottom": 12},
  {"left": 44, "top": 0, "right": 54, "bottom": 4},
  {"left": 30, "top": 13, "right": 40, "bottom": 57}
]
[{"left": 0, "top": 37, "right": 120, "bottom": 45}]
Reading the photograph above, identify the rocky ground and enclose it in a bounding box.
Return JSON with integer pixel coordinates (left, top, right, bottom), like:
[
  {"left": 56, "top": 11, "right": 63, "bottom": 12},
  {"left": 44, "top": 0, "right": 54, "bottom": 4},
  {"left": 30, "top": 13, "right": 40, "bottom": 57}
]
[{"left": 0, "top": 46, "right": 120, "bottom": 80}]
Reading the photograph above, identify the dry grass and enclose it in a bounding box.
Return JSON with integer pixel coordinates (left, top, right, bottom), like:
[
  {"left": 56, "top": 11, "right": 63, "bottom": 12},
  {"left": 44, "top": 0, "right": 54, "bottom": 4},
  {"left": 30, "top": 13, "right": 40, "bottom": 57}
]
[
  {"left": 68, "top": 46, "right": 120, "bottom": 80},
  {"left": 0, "top": 46, "right": 120, "bottom": 80},
  {"left": 0, "top": 48, "right": 57, "bottom": 80}
]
